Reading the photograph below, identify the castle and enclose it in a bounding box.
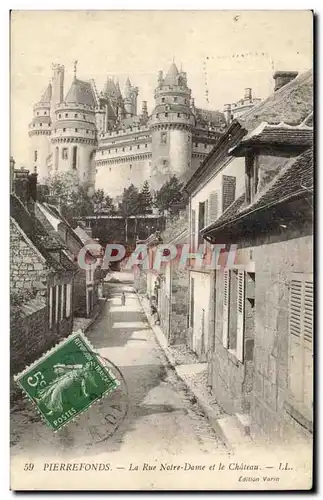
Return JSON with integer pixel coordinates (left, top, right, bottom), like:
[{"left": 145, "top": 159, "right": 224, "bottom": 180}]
[{"left": 29, "top": 62, "right": 260, "bottom": 198}]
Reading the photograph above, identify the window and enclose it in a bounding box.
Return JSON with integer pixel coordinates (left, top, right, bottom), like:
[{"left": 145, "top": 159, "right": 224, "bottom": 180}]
[
  {"left": 75, "top": 128, "right": 78, "bottom": 132},
  {"left": 86, "top": 130, "right": 89, "bottom": 134},
  {"left": 162, "top": 97, "right": 165, "bottom": 103},
  {"left": 145, "top": 144, "right": 148, "bottom": 148},
  {"left": 36, "top": 112, "right": 39, "bottom": 116},
  {"left": 74, "top": 113, "right": 78, "bottom": 118},
  {"left": 83, "top": 114, "right": 86, "bottom": 119},
  {"left": 40, "top": 123, "right": 42, "bottom": 127},
  {"left": 63, "top": 128, "right": 66, "bottom": 132},
  {"left": 129, "top": 146, "right": 132, "bottom": 151},
  {"left": 174, "top": 97, "right": 177, "bottom": 102},
  {"left": 160, "top": 131, "right": 167, "bottom": 144},
  {"left": 62, "top": 148, "right": 68, "bottom": 160},
  {"left": 177, "top": 113, "right": 181, "bottom": 118},
  {"left": 65, "top": 113, "right": 68, "bottom": 118},
  {"left": 52, "top": 286, "right": 56, "bottom": 327},
  {"left": 58, "top": 114, "right": 61, "bottom": 119},
  {"left": 115, "top": 148, "right": 118, "bottom": 153},
  {"left": 66, "top": 283, "right": 71, "bottom": 317},
  {"left": 122, "top": 147, "right": 125, "bottom": 152},
  {"left": 34, "top": 150, "right": 38, "bottom": 162},
  {"left": 130, "top": 164, "right": 132, "bottom": 170},
  {"left": 287, "top": 274, "right": 313, "bottom": 427},
  {"left": 204, "top": 143, "right": 208, "bottom": 149},
  {"left": 137, "top": 145, "right": 140, "bottom": 149},
  {"left": 165, "top": 113, "right": 168, "bottom": 118},
  {"left": 245, "top": 152, "right": 259, "bottom": 204},
  {"left": 72, "top": 146, "right": 77, "bottom": 169},
  {"left": 44, "top": 111, "right": 47, "bottom": 115}
]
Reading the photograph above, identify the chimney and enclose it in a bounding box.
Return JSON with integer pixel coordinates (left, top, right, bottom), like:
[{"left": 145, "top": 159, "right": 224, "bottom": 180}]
[
  {"left": 141, "top": 100, "right": 148, "bottom": 120},
  {"left": 244, "top": 88, "right": 252, "bottom": 100},
  {"left": 273, "top": 71, "right": 298, "bottom": 91},
  {"left": 224, "top": 103, "right": 232, "bottom": 125},
  {"left": 13, "top": 168, "right": 29, "bottom": 203}
]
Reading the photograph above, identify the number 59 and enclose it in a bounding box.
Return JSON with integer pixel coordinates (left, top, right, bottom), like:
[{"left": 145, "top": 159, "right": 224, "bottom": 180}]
[{"left": 27, "top": 371, "right": 46, "bottom": 387}]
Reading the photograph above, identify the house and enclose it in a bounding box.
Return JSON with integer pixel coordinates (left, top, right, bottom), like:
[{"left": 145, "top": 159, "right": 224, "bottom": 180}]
[
  {"left": 199, "top": 70, "right": 313, "bottom": 443},
  {"left": 10, "top": 168, "right": 76, "bottom": 379},
  {"left": 34, "top": 202, "right": 104, "bottom": 318}
]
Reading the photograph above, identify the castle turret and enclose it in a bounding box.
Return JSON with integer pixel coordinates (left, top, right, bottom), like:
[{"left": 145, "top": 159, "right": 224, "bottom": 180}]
[
  {"left": 51, "top": 64, "right": 64, "bottom": 126},
  {"left": 51, "top": 68, "right": 97, "bottom": 194},
  {"left": 124, "top": 77, "right": 139, "bottom": 118},
  {"left": 28, "top": 82, "right": 52, "bottom": 182},
  {"left": 149, "top": 62, "right": 194, "bottom": 189}
]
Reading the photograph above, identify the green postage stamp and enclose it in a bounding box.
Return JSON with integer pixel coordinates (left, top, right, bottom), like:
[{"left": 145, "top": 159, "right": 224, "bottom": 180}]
[{"left": 14, "top": 331, "right": 119, "bottom": 431}]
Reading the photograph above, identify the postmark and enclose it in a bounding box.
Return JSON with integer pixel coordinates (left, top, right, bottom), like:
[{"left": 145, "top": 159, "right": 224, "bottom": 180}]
[{"left": 14, "top": 331, "right": 119, "bottom": 431}]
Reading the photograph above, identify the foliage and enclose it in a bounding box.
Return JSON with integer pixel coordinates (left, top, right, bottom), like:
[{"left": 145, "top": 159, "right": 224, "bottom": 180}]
[
  {"left": 118, "top": 184, "right": 142, "bottom": 216},
  {"left": 138, "top": 181, "right": 153, "bottom": 214},
  {"left": 154, "top": 175, "right": 187, "bottom": 214},
  {"left": 92, "top": 189, "right": 116, "bottom": 215}
]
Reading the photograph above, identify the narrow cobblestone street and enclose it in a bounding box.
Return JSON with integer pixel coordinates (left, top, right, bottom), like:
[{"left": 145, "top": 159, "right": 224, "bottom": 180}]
[{"left": 11, "top": 272, "right": 228, "bottom": 464}]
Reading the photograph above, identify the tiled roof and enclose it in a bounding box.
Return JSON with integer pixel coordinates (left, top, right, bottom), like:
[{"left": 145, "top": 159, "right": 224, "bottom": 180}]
[
  {"left": 231, "top": 122, "right": 313, "bottom": 155},
  {"left": 237, "top": 69, "right": 313, "bottom": 131},
  {"left": 44, "top": 203, "right": 85, "bottom": 248},
  {"left": 203, "top": 147, "right": 313, "bottom": 237},
  {"left": 104, "top": 78, "right": 122, "bottom": 98},
  {"left": 65, "top": 79, "right": 96, "bottom": 108},
  {"left": 194, "top": 108, "right": 226, "bottom": 127}
]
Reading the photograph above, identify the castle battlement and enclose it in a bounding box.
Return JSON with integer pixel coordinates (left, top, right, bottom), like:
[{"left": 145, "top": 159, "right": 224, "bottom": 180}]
[{"left": 29, "top": 60, "right": 259, "bottom": 196}]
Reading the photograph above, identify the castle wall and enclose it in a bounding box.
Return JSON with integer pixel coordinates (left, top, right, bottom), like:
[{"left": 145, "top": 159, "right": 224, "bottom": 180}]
[
  {"left": 95, "top": 155, "right": 152, "bottom": 197},
  {"left": 30, "top": 134, "right": 51, "bottom": 182}
]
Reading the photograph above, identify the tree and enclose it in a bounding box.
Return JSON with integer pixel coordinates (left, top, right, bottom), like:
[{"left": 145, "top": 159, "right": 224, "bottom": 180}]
[
  {"left": 118, "top": 184, "right": 141, "bottom": 216},
  {"left": 45, "top": 172, "right": 93, "bottom": 226},
  {"left": 154, "top": 175, "right": 187, "bottom": 215},
  {"left": 138, "top": 181, "right": 153, "bottom": 214},
  {"left": 92, "top": 189, "right": 116, "bottom": 215}
]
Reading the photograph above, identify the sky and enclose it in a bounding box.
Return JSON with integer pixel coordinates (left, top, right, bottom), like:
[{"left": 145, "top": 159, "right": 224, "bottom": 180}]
[{"left": 10, "top": 10, "right": 313, "bottom": 167}]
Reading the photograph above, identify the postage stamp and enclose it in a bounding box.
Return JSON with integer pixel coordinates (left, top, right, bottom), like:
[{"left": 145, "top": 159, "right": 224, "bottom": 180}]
[{"left": 14, "top": 331, "right": 119, "bottom": 431}]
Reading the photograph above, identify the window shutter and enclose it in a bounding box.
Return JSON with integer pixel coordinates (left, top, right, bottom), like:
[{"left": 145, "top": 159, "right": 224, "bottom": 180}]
[
  {"left": 55, "top": 286, "right": 60, "bottom": 323},
  {"left": 49, "top": 287, "right": 53, "bottom": 328},
  {"left": 289, "top": 276, "right": 313, "bottom": 411},
  {"left": 205, "top": 199, "right": 209, "bottom": 226},
  {"left": 222, "top": 269, "right": 230, "bottom": 347},
  {"left": 190, "top": 277, "right": 195, "bottom": 328},
  {"left": 66, "top": 284, "right": 72, "bottom": 318},
  {"left": 61, "top": 284, "right": 65, "bottom": 320},
  {"left": 208, "top": 191, "right": 219, "bottom": 224},
  {"left": 222, "top": 175, "right": 236, "bottom": 212},
  {"left": 236, "top": 270, "right": 245, "bottom": 362}
]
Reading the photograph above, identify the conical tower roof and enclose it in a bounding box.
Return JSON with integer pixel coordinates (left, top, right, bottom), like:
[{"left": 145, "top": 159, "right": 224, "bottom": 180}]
[
  {"left": 65, "top": 79, "right": 96, "bottom": 107},
  {"left": 164, "top": 62, "right": 179, "bottom": 85},
  {"left": 104, "top": 77, "right": 120, "bottom": 98},
  {"left": 37, "top": 82, "right": 52, "bottom": 106}
]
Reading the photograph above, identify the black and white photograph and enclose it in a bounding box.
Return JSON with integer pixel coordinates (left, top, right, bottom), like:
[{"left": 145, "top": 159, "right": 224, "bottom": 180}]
[{"left": 9, "top": 10, "right": 314, "bottom": 491}]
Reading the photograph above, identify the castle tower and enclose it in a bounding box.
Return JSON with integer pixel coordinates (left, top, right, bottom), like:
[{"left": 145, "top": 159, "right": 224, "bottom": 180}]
[
  {"left": 50, "top": 63, "right": 97, "bottom": 194},
  {"left": 28, "top": 82, "right": 52, "bottom": 182},
  {"left": 124, "top": 77, "right": 139, "bottom": 118},
  {"left": 50, "top": 64, "right": 65, "bottom": 126},
  {"left": 149, "top": 62, "right": 194, "bottom": 189}
]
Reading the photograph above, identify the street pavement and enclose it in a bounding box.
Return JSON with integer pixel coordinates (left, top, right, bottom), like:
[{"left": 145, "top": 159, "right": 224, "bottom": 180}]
[{"left": 11, "top": 271, "right": 228, "bottom": 469}]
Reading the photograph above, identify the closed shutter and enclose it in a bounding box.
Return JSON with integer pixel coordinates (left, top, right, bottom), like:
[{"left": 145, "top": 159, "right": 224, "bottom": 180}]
[
  {"left": 236, "top": 270, "right": 245, "bottom": 362},
  {"left": 52, "top": 286, "right": 56, "bottom": 326},
  {"left": 49, "top": 287, "right": 53, "bottom": 328},
  {"left": 55, "top": 286, "right": 60, "bottom": 323},
  {"left": 205, "top": 199, "right": 209, "bottom": 226},
  {"left": 60, "top": 284, "right": 65, "bottom": 320},
  {"left": 208, "top": 191, "right": 219, "bottom": 224},
  {"left": 222, "top": 269, "right": 230, "bottom": 347},
  {"left": 289, "top": 276, "right": 313, "bottom": 412},
  {"left": 66, "top": 283, "right": 72, "bottom": 318},
  {"left": 222, "top": 175, "right": 236, "bottom": 212}
]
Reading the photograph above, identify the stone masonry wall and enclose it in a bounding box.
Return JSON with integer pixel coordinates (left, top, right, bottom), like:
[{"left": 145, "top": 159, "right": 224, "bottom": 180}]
[
  {"left": 252, "top": 230, "right": 313, "bottom": 443},
  {"left": 10, "top": 218, "right": 48, "bottom": 292}
]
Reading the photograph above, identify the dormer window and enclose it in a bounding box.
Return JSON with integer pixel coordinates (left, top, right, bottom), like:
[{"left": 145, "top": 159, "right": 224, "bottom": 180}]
[
  {"left": 75, "top": 114, "right": 78, "bottom": 118},
  {"left": 65, "top": 113, "right": 68, "bottom": 118},
  {"left": 162, "top": 98, "right": 165, "bottom": 103},
  {"left": 245, "top": 151, "right": 259, "bottom": 204},
  {"left": 174, "top": 97, "right": 177, "bottom": 102},
  {"left": 58, "top": 114, "right": 61, "bottom": 119}
]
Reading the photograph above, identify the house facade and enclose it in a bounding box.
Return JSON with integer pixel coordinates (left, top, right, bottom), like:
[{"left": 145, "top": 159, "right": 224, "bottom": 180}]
[{"left": 197, "top": 69, "right": 313, "bottom": 443}]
